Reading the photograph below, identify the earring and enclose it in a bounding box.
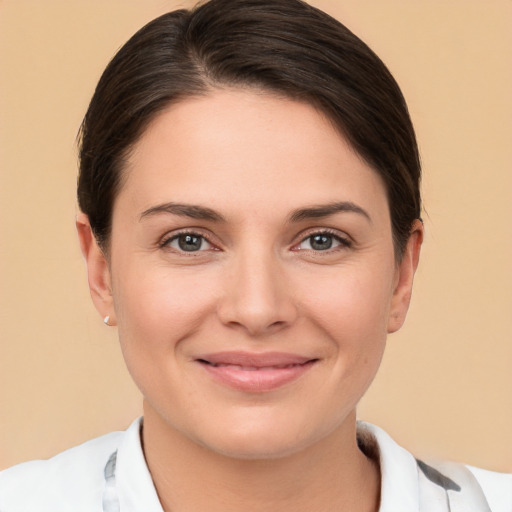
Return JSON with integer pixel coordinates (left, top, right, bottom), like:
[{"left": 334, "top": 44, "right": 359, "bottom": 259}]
[{"left": 103, "top": 315, "right": 110, "bottom": 326}]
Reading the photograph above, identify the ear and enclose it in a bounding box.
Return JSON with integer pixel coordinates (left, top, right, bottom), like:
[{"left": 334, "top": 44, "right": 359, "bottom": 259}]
[
  {"left": 387, "top": 219, "right": 423, "bottom": 333},
  {"left": 76, "top": 212, "right": 116, "bottom": 326}
]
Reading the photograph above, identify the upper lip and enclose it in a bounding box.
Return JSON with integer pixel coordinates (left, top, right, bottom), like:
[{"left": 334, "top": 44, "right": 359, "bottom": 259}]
[{"left": 196, "top": 351, "right": 316, "bottom": 368}]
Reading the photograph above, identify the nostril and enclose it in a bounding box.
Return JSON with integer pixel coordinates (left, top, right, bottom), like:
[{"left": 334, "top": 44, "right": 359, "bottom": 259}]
[{"left": 216, "top": 269, "right": 299, "bottom": 335}]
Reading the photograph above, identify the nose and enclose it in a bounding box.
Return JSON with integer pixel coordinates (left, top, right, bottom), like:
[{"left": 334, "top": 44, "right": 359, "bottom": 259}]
[{"left": 217, "top": 249, "right": 298, "bottom": 336}]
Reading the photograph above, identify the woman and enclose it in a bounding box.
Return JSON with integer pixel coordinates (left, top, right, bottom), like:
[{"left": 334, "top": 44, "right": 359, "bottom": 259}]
[{"left": 0, "top": 0, "right": 510, "bottom": 510}]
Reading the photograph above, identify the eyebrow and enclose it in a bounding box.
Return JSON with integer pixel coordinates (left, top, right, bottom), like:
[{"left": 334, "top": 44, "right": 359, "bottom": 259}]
[
  {"left": 139, "top": 200, "right": 371, "bottom": 224},
  {"left": 139, "top": 202, "right": 226, "bottom": 222},
  {"left": 288, "top": 201, "right": 372, "bottom": 223}
]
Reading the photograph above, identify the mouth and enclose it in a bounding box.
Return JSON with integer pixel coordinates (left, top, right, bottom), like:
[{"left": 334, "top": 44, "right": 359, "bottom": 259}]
[{"left": 195, "top": 352, "right": 318, "bottom": 393}]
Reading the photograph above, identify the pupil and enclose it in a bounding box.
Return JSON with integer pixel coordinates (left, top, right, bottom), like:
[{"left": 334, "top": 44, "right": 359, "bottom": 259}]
[
  {"left": 311, "top": 234, "right": 332, "bottom": 250},
  {"left": 178, "top": 234, "right": 202, "bottom": 251}
]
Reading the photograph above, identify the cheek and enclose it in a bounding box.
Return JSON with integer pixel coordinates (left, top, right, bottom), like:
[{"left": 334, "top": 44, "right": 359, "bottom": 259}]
[
  {"left": 294, "top": 263, "right": 395, "bottom": 389},
  {"left": 112, "top": 265, "right": 219, "bottom": 357},
  {"left": 298, "top": 265, "right": 395, "bottom": 340},
  {"left": 111, "top": 267, "right": 219, "bottom": 409}
]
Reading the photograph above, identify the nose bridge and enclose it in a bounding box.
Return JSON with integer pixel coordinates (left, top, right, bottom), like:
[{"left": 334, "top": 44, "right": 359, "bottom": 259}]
[{"left": 218, "top": 242, "right": 296, "bottom": 335}]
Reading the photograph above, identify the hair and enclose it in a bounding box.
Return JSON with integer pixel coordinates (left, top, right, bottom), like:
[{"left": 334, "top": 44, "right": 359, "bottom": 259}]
[{"left": 77, "top": 0, "right": 421, "bottom": 257}]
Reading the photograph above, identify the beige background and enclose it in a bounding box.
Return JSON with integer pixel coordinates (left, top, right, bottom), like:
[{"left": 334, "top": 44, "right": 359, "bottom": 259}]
[{"left": 1, "top": 0, "right": 511, "bottom": 472}]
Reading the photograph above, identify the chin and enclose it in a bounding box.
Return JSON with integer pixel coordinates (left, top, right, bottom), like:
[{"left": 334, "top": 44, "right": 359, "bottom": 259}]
[
  {"left": 202, "top": 429, "right": 311, "bottom": 461},
  {"left": 189, "top": 408, "right": 335, "bottom": 461}
]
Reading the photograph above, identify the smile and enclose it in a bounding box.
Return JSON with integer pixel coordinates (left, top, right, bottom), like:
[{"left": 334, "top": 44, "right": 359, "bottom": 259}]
[{"left": 195, "top": 352, "right": 318, "bottom": 393}]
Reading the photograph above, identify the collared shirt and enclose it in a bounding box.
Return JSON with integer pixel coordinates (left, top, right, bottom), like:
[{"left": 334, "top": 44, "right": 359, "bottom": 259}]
[{"left": 0, "top": 418, "right": 510, "bottom": 511}]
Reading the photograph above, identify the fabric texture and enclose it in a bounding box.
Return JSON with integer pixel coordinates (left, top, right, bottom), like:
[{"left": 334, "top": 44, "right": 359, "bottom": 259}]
[{"left": 0, "top": 418, "right": 510, "bottom": 512}]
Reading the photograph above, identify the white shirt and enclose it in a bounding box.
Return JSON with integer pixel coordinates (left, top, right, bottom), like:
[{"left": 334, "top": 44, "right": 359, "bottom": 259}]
[{"left": 0, "top": 418, "right": 510, "bottom": 511}]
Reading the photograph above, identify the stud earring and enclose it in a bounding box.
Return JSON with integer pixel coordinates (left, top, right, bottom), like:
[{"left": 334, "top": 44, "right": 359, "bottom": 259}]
[{"left": 103, "top": 315, "right": 110, "bottom": 326}]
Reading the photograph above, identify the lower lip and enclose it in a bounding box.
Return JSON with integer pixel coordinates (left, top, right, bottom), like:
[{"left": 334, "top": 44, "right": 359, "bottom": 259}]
[{"left": 198, "top": 360, "right": 316, "bottom": 393}]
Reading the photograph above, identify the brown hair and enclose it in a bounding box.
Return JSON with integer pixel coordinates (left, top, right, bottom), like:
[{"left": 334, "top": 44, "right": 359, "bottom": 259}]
[{"left": 78, "top": 0, "right": 421, "bottom": 256}]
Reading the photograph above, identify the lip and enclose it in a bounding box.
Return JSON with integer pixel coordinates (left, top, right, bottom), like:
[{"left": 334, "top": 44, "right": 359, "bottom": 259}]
[{"left": 195, "top": 351, "right": 318, "bottom": 393}]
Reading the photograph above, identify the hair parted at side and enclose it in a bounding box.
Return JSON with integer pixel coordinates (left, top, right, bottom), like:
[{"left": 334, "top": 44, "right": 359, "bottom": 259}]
[{"left": 77, "top": 0, "right": 421, "bottom": 256}]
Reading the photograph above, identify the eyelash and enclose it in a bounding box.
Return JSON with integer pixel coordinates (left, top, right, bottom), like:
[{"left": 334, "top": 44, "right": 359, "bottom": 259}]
[
  {"left": 292, "top": 229, "right": 352, "bottom": 252},
  {"left": 159, "top": 230, "right": 217, "bottom": 254},
  {"left": 158, "top": 228, "right": 352, "bottom": 254}
]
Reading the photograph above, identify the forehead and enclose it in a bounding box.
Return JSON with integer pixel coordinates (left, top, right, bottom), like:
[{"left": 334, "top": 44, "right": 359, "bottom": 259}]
[{"left": 119, "top": 89, "right": 389, "bottom": 222}]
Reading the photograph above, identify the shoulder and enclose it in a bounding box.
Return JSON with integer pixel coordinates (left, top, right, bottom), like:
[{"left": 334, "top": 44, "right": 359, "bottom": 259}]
[
  {"left": 467, "top": 465, "right": 512, "bottom": 512},
  {"left": 357, "top": 421, "right": 511, "bottom": 512},
  {"left": 418, "top": 459, "right": 511, "bottom": 512},
  {"left": 0, "top": 425, "right": 130, "bottom": 512}
]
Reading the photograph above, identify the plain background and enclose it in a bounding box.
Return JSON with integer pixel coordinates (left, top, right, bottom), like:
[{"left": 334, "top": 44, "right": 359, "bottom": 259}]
[{"left": 0, "top": 0, "right": 511, "bottom": 472}]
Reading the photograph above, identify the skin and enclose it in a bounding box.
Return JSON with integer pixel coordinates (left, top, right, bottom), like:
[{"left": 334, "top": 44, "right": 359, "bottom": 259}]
[{"left": 77, "top": 89, "right": 422, "bottom": 512}]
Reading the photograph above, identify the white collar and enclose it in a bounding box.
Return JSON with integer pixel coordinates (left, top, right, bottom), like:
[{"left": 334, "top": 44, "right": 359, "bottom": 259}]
[
  {"left": 115, "top": 418, "right": 163, "bottom": 511},
  {"left": 112, "top": 418, "right": 422, "bottom": 512},
  {"left": 357, "top": 421, "right": 421, "bottom": 511}
]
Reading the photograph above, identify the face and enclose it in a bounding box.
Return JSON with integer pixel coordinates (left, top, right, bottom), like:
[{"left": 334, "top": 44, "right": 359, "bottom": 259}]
[{"left": 79, "top": 89, "right": 421, "bottom": 459}]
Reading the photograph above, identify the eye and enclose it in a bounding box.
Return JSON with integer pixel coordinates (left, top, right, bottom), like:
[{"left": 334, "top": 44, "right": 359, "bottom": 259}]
[
  {"left": 295, "top": 232, "right": 349, "bottom": 251},
  {"left": 164, "top": 233, "right": 213, "bottom": 252}
]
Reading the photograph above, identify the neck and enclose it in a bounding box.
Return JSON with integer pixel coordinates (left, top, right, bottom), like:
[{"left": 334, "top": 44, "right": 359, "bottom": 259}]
[{"left": 141, "top": 402, "right": 380, "bottom": 512}]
